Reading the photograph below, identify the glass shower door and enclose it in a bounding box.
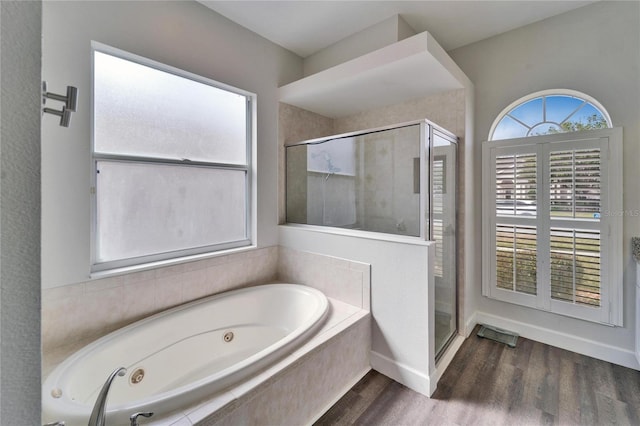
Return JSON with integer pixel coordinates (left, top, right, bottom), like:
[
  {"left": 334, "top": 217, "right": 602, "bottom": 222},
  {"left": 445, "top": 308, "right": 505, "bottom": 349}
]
[
  {"left": 285, "top": 124, "right": 422, "bottom": 237},
  {"left": 432, "top": 130, "right": 457, "bottom": 358}
]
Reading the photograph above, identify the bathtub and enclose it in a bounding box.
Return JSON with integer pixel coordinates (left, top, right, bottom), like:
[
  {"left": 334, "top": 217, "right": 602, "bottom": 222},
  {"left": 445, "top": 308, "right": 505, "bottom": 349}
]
[{"left": 42, "top": 283, "right": 329, "bottom": 426}]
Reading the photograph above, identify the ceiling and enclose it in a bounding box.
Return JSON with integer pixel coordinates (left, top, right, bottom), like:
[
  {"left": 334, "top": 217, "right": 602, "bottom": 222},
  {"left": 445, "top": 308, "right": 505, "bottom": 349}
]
[{"left": 200, "top": 1, "right": 596, "bottom": 58}]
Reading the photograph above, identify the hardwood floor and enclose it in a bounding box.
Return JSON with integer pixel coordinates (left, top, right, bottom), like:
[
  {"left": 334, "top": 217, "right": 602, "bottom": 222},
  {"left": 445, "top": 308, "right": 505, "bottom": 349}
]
[{"left": 315, "top": 328, "right": 640, "bottom": 425}]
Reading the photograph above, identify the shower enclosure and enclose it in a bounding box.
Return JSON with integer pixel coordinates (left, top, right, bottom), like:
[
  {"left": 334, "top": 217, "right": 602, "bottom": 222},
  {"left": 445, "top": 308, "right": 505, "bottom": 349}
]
[{"left": 285, "top": 120, "right": 458, "bottom": 358}]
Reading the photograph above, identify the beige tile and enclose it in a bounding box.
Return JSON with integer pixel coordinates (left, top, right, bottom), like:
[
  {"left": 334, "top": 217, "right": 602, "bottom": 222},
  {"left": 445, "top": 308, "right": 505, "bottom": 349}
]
[
  {"left": 156, "top": 262, "right": 187, "bottom": 279},
  {"left": 154, "top": 274, "right": 184, "bottom": 311},
  {"left": 189, "top": 298, "right": 368, "bottom": 424},
  {"left": 43, "top": 282, "right": 85, "bottom": 301},
  {"left": 237, "top": 318, "right": 370, "bottom": 425},
  {"left": 332, "top": 268, "right": 364, "bottom": 308},
  {"left": 362, "top": 267, "right": 372, "bottom": 311},
  {"left": 43, "top": 247, "right": 279, "bottom": 369},
  {"left": 221, "top": 260, "right": 248, "bottom": 290},
  {"left": 181, "top": 268, "right": 211, "bottom": 303},
  {"left": 204, "top": 263, "right": 234, "bottom": 295},
  {"left": 82, "top": 284, "right": 127, "bottom": 338},
  {"left": 313, "top": 298, "right": 362, "bottom": 334},
  {"left": 42, "top": 336, "right": 94, "bottom": 378},
  {"left": 122, "top": 278, "right": 159, "bottom": 321},
  {"left": 85, "top": 275, "right": 123, "bottom": 292},
  {"left": 329, "top": 255, "right": 351, "bottom": 270},
  {"left": 205, "top": 254, "right": 230, "bottom": 267},
  {"left": 349, "top": 259, "right": 370, "bottom": 272},
  {"left": 207, "top": 403, "right": 249, "bottom": 426},
  {"left": 186, "top": 391, "right": 237, "bottom": 425},
  {"left": 123, "top": 268, "right": 158, "bottom": 286},
  {"left": 167, "top": 414, "right": 194, "bottom": 426},
  {"left": 245, "top": 252, "right": 277, "bottom": 285},
  {"left": 276, "top": 248, "right": 372, "bottom": 308},
  {"left": 42, "top": 291, "right": 87, "bottom": 352},
  {"left": 184, "top": 256, "right": 220, "bottom": 272}
]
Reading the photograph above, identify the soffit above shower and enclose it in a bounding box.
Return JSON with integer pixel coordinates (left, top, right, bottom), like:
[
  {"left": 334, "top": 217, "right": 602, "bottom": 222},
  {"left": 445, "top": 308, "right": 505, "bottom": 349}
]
[{"left": 278, "top": 31, "right": 466, "bottom": 119}]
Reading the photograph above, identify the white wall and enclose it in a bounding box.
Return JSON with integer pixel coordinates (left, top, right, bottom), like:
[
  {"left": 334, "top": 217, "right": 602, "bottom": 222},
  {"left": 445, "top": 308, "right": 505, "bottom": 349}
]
[
  {"left": 450, "top": 1, "right": 640, "bottom": 367},
  {"left": 42, "top": 1, "right": 302, "bottom": 288},
  {"left": 303, "top": 15, "right": 415, "bottom": 76},
  {"left": 0, "top": 0, "right": 42, "bottom": 422},
  {"left": 279, "top": 225, "right": 436, "bottom": 395}
]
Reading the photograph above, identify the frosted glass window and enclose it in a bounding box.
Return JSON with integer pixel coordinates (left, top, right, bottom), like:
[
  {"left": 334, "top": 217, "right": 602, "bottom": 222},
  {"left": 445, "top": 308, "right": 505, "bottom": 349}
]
[
  {"left": 94, "top": 51, "right": 247, "bottom": 164},
  {"left": 96, "top": 162, "right": 247, "bottom": 263},
  {"left": 91, "top": 45, "right": 253, "bottom": 271}
]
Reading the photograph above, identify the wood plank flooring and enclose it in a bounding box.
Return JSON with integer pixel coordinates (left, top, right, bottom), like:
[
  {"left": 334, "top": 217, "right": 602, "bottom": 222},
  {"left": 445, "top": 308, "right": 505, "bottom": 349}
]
[{"left": 315, "top": 328, "right": 640, "bottom": 425}]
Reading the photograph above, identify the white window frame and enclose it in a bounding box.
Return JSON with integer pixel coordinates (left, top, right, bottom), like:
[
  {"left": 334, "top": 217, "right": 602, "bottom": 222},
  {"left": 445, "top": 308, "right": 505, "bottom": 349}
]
[
  {"left": 489, "top": 89, "right": 612, "bottom": 141},
  {"left": 482, "top": 128, "right": 623, "bottom": 326},
  {"left": 90, "top": 42, "right": 257, "bottom": 273}
]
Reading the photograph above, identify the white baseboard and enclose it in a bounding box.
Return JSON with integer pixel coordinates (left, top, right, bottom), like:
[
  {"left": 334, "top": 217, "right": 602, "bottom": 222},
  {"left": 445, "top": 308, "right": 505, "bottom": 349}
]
[
  {"left": 370, "top": 351, "right": 431, "bottom": 396},
  {"left": 463, "top": 311, "right": 477, "bottom": 337},
  {"left": 474, "top": 311, "right": 640, "bottom": 370}
]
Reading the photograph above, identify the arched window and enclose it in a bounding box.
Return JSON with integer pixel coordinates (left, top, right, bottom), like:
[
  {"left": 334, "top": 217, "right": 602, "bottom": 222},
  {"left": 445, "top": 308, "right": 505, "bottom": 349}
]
[
  {"left": 489, "top": 89, "right": 612, "bottom": 141},
  {"left": 482, "top": 89, "right": 622, "bottom": 326}
]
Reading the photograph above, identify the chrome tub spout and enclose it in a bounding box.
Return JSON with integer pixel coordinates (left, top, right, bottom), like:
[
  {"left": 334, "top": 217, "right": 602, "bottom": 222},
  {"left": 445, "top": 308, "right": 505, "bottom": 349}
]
[{"left": 88, "top": 367, "right": 126, "bottom": 426}]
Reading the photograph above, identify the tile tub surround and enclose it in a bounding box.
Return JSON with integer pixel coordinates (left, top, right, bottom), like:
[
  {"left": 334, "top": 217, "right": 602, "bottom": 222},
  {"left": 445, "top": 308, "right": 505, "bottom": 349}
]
[
  {"left": 192, "top": 299, "right": 370, "bottom": 425},
  {"left": 278, "top": 246, "right": 371, "bottom": 310},
  {"left": 42, "top": 247, "right": 372, "bottom": 424},
  {"left": 42, "top": 246, "right": 370, "bottom": 374},
  {"left": 42, "top": 247, "right": 279, "bottom": 356},
  {"left": 43, "top": 296, "right": 370, "bottom": 425}
]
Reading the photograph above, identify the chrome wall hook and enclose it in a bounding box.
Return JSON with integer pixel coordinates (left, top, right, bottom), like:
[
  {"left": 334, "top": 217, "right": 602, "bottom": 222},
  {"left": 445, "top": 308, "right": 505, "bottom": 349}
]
[{"left": 42, "top": 81, "right": 78, "bottom": 127}]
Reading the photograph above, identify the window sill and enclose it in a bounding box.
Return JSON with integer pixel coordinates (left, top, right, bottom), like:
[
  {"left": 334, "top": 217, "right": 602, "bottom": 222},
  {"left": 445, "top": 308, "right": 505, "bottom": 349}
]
[{"left": 89, "top": 244, "right": 258, "bottom": 281}]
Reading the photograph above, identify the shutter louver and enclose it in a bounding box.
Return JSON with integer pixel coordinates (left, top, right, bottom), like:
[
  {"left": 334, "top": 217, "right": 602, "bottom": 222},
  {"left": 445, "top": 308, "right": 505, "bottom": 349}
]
[
  {"left": 550, "top": 228, "right": 601, "bottom": 307},
  {"left": 549, "top": 147, "right": 602, "bottom": 307},
  {"left": 496, "top": 225, "right": 537, "bottom": 295},
  {"left": 550, "top": 149, "right": 600, "bottom": 219},
  {"left": 496, "top": 153, "right": 537, "bottom": 217},
  {"left": 433, "top": 158, "right": 444, "bottom": 277}
]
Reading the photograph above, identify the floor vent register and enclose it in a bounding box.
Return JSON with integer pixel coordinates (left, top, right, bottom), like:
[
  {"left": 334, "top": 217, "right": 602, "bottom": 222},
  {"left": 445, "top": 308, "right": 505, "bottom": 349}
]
[{"left": 477, "top": 325, "right": 519, "bottom": 348}]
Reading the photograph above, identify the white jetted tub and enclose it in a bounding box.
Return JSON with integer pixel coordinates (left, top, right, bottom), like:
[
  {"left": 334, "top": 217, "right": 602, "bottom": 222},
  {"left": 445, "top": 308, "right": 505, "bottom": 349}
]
[{"left": 42, "top": 284, "right": 329, "bottom": 425}]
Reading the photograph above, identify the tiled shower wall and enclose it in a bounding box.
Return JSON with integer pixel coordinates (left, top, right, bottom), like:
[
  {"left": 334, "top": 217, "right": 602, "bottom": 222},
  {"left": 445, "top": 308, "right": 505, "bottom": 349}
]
[
  {"left": 279, "top": 91, "right": 465, "bottom": 229},
  {"left": 279, "top": 88, "right": 467, "bottom": 335},
  {"left": 278, "top": 103, "right": 334, "bottom": 224},
  {"left": 333, "top": 90, "right": 465, "bottom": 135}
]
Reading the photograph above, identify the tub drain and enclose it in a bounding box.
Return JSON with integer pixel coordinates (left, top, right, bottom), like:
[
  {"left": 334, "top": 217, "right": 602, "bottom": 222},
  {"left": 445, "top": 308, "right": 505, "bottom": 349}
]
[
  {"left": 223, "top": 331, "right": 234, "bottom": 342},
  {"left": 130, "top": 368, "right": 145, "bottom": 385}
]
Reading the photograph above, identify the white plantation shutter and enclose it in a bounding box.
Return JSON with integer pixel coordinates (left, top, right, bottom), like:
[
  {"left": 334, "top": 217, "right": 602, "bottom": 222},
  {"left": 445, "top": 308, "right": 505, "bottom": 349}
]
[
  {"left": 493, "top": 149, "right": 538, "bottom": 298},
  {"left": 433, "top": 157, "right": 444, "bottom": 277},
  {"left": 485, "top": 144, "right": 544, "bottom": 309},
  {"left": 549, "top": 147, "right": 602, "bottom": 309},
  {"left": 496, "top": 225, "right": 537, "bottom": 295},
  {"left": 483, "top": 129, "right": 623, "bottom": 325},
  {"left": 495, "top": 153, "right": 537, "bottom": 216},
  {"left": 550, "top": 149, "right": 601, "bottom": 218},
  {"left": 550, "top": 228, "right": 601, "bottom": 306}
]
